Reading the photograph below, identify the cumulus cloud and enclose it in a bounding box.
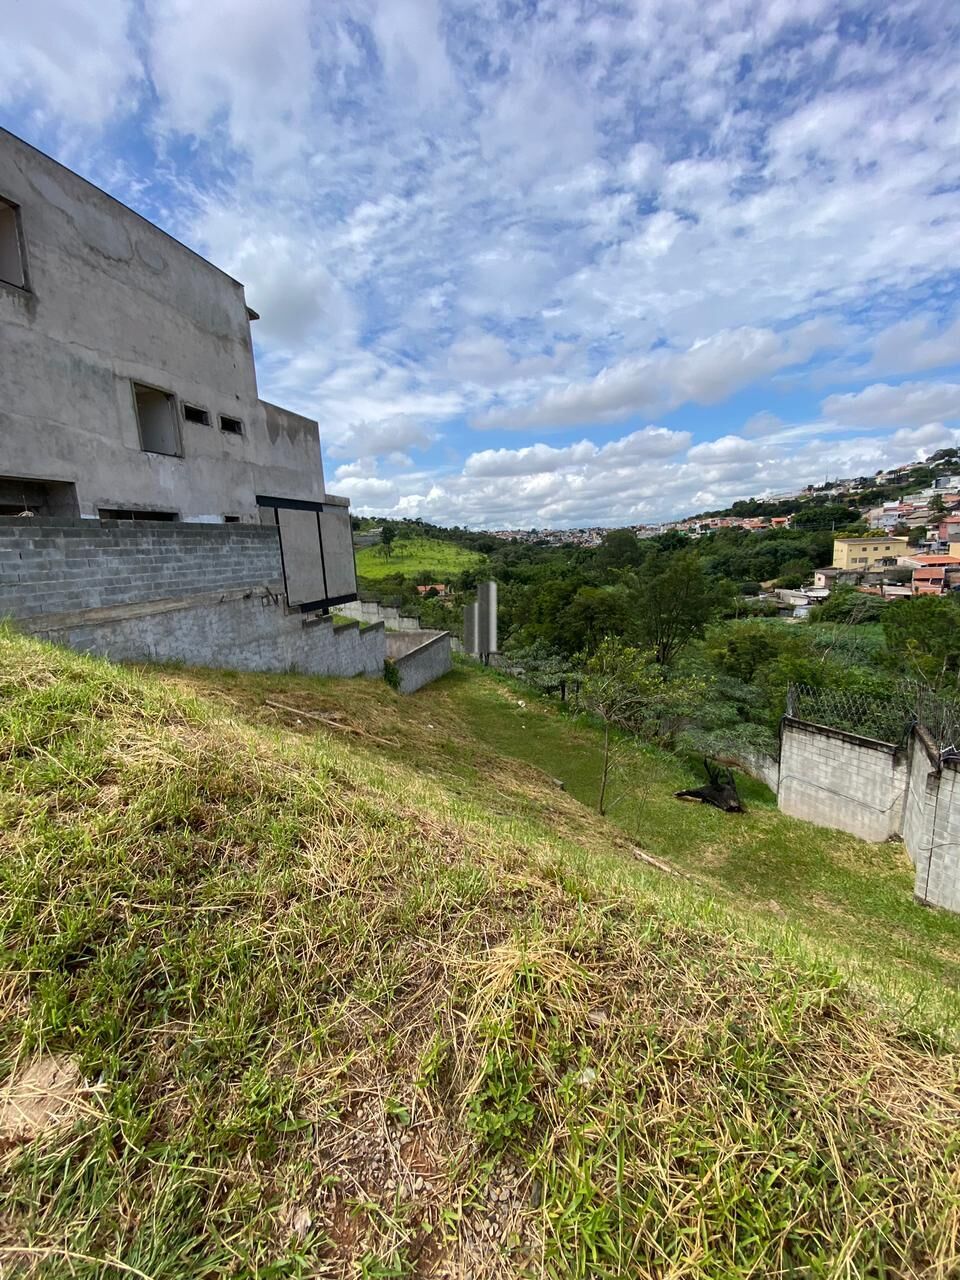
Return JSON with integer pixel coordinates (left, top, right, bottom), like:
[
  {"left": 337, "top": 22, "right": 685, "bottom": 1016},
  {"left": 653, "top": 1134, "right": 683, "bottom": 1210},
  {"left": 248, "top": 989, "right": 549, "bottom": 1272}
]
[
  {"left": 5, "top": 0, "right": 960, "bottom": 526},
  {"left": 822, "top": 382, "right": 960, "bottom": 428},
  {"left": 478, "top": 324, "right": 839, "bottom": 431},
  {"left": 326, "top": 415, "right": 436, "bottom": 460},
  {"left": 341, "top": 418, "right": 954, "bottom": 528},
  {"left": 0, "top": 0, "right": 142, "bottom": 127},
  {"left": 864, "top": 314, "right": 960, "bottom": 378},
  {"left": 464, "top": 427, "right": 690, "bottom": 477}
]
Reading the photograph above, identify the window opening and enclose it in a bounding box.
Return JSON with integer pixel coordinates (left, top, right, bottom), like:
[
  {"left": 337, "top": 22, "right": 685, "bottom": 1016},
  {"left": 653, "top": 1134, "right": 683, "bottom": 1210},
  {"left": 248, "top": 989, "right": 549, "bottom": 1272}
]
[
  {"left": 0, "top": 198, "right": 27, "bottom": 290},
  {"left": 133, "top": 383, "right": 181, "bottom": 456},
  {"left": 182, "top": 403, "right": 211, "bottom": 425}
]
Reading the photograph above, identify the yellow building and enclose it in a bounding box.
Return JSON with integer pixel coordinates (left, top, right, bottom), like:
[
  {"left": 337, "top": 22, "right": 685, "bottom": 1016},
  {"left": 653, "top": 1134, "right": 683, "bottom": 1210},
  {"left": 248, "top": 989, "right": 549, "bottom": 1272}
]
[
  {"left": 832, "top": 536, "right": 910, "bottom": 570},
  {"left": 951, "top": 542, "right": 960, "bottom": 560}
]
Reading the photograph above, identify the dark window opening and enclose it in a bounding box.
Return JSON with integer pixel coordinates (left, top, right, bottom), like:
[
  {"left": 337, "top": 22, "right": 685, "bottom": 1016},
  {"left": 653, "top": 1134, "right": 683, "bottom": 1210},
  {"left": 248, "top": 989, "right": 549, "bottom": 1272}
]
[
  {"left": 224, "top": 514, "right": 241, "bottom": 523},
  {"left": 182, "top": 403, "right": 211, "bottom": 426},
  {"left": 220, "top": 415, "right": 243, "bottom": 435},
  {"left": 0, "top": 476, "right": 78, "bottom": 517},
  {"left": 0, "top": 197, "right": 27, "bottom": 290},
  {"left": 133, "top": 383, "right": 181, "bottom": 455},
  {"left": 98, "top": 508, "right": 179, "bottom": 521}
]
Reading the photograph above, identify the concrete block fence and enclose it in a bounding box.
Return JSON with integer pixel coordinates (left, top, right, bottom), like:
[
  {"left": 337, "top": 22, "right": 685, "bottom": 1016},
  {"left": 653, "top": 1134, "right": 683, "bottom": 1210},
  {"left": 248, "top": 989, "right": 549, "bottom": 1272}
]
[
  {"left": 0, "top": 517, "right": 383, "bottom": 680},
  {"left": 777, "top": 715, "right": 960, "bottom": 914}
]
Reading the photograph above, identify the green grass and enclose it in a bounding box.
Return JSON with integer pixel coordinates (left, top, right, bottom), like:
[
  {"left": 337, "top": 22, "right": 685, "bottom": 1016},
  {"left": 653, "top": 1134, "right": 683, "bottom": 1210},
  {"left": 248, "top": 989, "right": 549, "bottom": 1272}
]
[
  {"left": 1, "top": 629, "right": 959, "bottom": 1278},
  {"left": 354, "top": 536, "right": 486, "bottom": 582},
  {"left": 444, "top": 662, "right": 960, "bottom": 1027}
]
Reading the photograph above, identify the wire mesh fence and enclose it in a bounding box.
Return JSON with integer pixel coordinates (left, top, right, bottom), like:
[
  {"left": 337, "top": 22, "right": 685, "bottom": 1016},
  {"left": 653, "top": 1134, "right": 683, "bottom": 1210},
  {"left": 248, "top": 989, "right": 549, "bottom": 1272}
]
[{"left": 787, "top": 684, "right": 960, "bottom": 756}]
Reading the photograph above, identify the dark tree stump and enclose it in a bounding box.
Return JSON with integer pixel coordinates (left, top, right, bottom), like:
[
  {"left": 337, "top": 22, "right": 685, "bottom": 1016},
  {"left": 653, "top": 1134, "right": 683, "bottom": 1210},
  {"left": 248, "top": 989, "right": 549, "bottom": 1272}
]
[{"left": 675, "top": 759, "right": 744, "bottom": 812}]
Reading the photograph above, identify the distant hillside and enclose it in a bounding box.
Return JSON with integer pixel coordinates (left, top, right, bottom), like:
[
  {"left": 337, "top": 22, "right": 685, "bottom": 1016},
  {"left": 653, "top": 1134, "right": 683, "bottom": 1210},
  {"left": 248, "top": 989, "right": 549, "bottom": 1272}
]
[{"left": 355, "top": 533, "right": 487, "bottom": 581}]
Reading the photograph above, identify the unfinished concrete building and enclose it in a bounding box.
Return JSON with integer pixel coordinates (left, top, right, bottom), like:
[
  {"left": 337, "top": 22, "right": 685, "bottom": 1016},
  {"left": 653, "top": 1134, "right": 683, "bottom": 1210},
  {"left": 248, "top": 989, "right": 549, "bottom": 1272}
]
[{"left": 0, "top": 128, "right": 386, "bottom": 677}]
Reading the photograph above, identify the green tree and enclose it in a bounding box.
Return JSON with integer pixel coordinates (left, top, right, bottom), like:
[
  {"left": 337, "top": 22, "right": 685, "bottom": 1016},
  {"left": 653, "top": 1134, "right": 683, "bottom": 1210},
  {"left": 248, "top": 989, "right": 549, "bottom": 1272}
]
[
  {"left": 577, "top": 637, "right": 663, "bottom": 814},
  {"left": 631, "top": 550, "right": 729, "bottom": 665},
  {"left": 882, "top": 595, "right": 960, "bottom": 688},
  {"left": 561, "top": 585, "right": 633, "bottom": 654},
  {"left": 930, "top": 493, "right": 946, "bottom": 515},
  {"left": 595, "top": 528, "right": 645, "bottom": 572},
  {"left": 381, "top": 523, "right": 397, "bottom": 559},
  {"left": 907, "top": 525, "right": 927, "bottom": 547}
]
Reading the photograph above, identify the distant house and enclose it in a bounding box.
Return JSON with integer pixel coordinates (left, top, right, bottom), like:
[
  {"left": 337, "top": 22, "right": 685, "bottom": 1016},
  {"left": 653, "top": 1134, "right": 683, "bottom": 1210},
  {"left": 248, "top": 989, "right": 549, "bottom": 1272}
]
[
  {"left": 832, "top": 536, "right": 910, "bottom": 571},
  {"left": 416, "top": 584, "right": 448, "bottom": 598},
  {"left": 903, "top": 555, "right": 960, "bottom": 596}
]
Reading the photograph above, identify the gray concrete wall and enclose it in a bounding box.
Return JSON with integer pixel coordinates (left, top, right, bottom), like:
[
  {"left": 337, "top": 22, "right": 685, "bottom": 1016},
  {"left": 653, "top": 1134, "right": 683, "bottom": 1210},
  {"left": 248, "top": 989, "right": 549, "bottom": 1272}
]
[
  {"left": 0, "top": 517, "right": 283, "bottom": 621},
  {"left": 920, "top": 760, "right": 960, "bottom": 913},
  {"left": 904, "top": 730, "right": 960, "bottom": 913},
  {"left": 903, "top": 728, "right": 938, "bottom": 876},
  {"left": 0, "top": 128, "right": 325, "bottom": 520},
  {"left": 385, "top": 630, "right": 452, "bottom": 695},
  {"left": 27, "top": 589, "right": 384, "bottom": 678},
  {"left": 777, "top": 717, "right": 906, "bottom": 842},
  {"left": 339, "top": 599, "right": 424, "bottom": 632},
  {"left": 777, "top": 716, "right": 960, "bottom": 914}
]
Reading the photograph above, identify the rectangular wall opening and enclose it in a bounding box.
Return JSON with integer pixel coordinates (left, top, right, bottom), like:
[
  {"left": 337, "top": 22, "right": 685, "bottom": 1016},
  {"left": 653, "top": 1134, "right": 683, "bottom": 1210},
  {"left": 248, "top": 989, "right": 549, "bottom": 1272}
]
[
  {"left": 0, "top": 476, "right": 79, "bottom": 517},
  {"left": 134, "top": 383, "right": 181, "bottom": 455},
  {"left": 98, "top": 508, "right": 179, "bottom": 521},
  {"left": 182, "top": 403, "right": 211, "bottom": 425},
  {"left": 0, "top": 197, "right": 27, "bottom": 290},
  {"left": 219, "top": 414, "right": 243, "bottom": 435}
]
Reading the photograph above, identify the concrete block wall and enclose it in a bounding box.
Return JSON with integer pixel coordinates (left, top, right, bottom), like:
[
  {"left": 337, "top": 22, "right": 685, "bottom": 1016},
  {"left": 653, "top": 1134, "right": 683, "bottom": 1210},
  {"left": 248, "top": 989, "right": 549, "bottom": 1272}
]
[
  {"left": 906, "top": 727, "right": 960, "bottom": 913},
  {"left": 0, "top": 518, "right": 282, "bottom": 620},
  {"left": 777, "top": 716, "right": 960, "bottom": 915},
  {"left": 920, "top": 760, "right": 960, "bottom": 913},
  {"left": 903, "top": 728, "right": 938, "bottom": 880},
  {"left": 385, "top": 630, "right": 452, "bottom": 695},
  {"left": 28, "top": 590, "right": 385, "bottom": 679},
  {"left": 777, "top": 717, "right": 906, "bottom": 842},
  {"left": 0, "top": 517, "right": 389, "bottom": 681}
]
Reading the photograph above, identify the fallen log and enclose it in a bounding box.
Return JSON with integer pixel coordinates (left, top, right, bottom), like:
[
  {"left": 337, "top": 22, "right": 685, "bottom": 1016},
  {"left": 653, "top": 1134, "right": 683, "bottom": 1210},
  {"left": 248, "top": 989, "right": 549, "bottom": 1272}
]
[{"left": 263, "top": 699, "right": 399, "bottom": 748}]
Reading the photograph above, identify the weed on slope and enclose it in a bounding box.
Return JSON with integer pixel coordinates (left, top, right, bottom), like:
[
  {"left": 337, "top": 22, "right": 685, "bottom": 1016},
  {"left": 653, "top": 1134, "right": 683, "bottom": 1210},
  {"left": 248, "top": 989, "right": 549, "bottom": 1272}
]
[{"left": 0, "top": 629, "right": 959, "bottom": 1278}]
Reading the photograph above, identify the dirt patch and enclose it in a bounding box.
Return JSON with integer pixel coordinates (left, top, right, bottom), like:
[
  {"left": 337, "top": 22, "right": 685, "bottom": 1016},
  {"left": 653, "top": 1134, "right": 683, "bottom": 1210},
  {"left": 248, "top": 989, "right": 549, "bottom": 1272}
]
[{"left": 0, "top": 1055, "right": 85, "bottom": 1147}]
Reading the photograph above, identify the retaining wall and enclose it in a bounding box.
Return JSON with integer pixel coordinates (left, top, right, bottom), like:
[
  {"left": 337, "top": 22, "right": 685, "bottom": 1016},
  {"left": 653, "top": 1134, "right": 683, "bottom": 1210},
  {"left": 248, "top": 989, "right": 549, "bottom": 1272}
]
[
  {"left": 25, "top": 589, "right": 385, "bottom": 678},
  {"left": 0, "top": 517, "right": 385, "bottom": 679},
  {"left": 385, "top": 630, "right": 452, "bottom": 695},
  {"left": 340, "top": 597, "right": 463, "bottom": 652},
  {"left": 777, "top": 716, "right": 960, "bottom": 914},
  {"left": 777, "top": 717, "right": 906, "bottom": 842},
  {"left": 339, "top": 598, "right": 423, "bottom": 633},
  {"left": 905, "top": 728, "right": 960, "bottom": 912}
]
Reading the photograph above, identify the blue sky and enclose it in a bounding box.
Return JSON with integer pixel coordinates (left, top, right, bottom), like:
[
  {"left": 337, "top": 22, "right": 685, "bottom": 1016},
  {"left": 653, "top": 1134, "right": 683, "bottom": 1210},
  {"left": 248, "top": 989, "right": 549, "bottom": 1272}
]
[{"left": 3, "top": 0, "right": 960, "bottom": 527}]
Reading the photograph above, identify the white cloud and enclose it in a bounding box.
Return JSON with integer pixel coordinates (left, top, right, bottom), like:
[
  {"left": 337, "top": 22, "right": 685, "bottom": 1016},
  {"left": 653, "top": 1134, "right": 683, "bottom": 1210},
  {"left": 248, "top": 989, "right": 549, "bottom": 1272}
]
[
  {"left": 0, "top": 0, "right": 142, "bottom": 127},
  {"left": 6, "top": 0, "right": 960, "bottom": 527},
  {"left": 822, "top": 382, "right": 960, "bottom": 428},
  {"left": 865, "top": 314, "right": 960, "bottom": 377},
  {"left": 478, "top": 324, "right": 838, "bottom": 430},
  {"left": 326, "top": 414, "right": 435, "bottom": 460},
  {"left": 464, "top": 426, "right": 689, "bottom": 477}
]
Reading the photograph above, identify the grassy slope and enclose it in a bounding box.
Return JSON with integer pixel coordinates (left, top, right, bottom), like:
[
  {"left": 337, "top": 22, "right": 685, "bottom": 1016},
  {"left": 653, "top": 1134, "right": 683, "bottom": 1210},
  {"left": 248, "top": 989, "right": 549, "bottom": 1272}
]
[
  {"left": 354, "top": 536, "right": 486, "bottom": 582},
  {"left": 444, "top": 664, "right": 960, "bottom": 1027},
  {"left": 1, "top": 630, "right": 959, "bottom": 1279}
]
